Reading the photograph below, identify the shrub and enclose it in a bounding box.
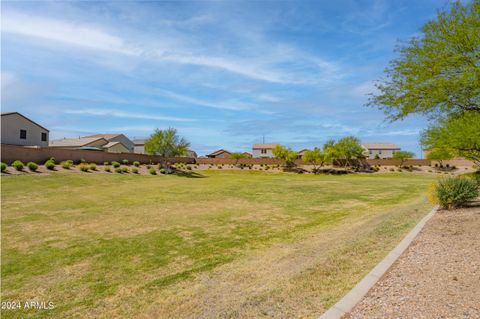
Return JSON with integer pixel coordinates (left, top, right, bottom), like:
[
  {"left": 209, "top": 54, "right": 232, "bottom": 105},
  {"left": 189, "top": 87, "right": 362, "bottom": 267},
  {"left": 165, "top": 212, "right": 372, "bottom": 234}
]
[
  {"left": 27, "top": 162, "right": 38, "bottom": 171},
  {"left": 132, "top": 167, "right": 139, "bottom": 174},
  {"left": 1, "top": 162, "right": 7, "bottom": 172},
  {"left": 159, "top": 168, "right": 166, "bottom": 174},
  {"left": 44, "top": 160, "right": 55, "bottom": 170},
  {"left": 111, "top": 161, "right": 120, "bottom": 168},
  {"left": 89, "top": 163, "right": 97, "bottom": 171},
  {"left": 115, "top": 167, "right": 122, "bottom": 173},
  {"left": 78, "top": 163, "right": 89, "bottom": 172},
  {"left": 121, "top": 166, "right": 129, "bottom": 173},
  {"left": 146, "top": 165, "right": 151, "bottom": 169},
  {"left": 133, "top": 161, "right": 140, "bottom": 167},
  {"left": 122, "top": 159, "right": 129, "bottom": 165},
  {"left": 149, "top": 168, "right": 157, "bottom": 175},
  {"left": 432, "top": 176, "right": 479, "bottom": 209},
  {"left": 187, "top": 165, "right": 192, "bottom": 170},
  {"left": 104, "top": 161, "right": 110, "bottom": 166},
  {"left": 12, "top": 160, "right": 24, "bottom": 171},
  {"left": 389, "top": 168, "right": 394, "bottom": 172},
  {"left": 49, "top": 157, "right": 55, "bottom": 164},
  {"left": 104, "top": 166, "right": 111, "bottom": 172},
  {"left": 79, "top": 158, "right": 86, "bottom": 164},
  {"left": 61, "top": 160, "right": 73, "bottom": 169}
]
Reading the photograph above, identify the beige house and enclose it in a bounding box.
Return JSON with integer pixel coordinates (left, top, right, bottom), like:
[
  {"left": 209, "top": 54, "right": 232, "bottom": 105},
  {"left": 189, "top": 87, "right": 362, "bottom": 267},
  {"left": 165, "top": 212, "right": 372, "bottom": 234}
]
[
  {"left": 362, "top": 143, "right": 400, "bottom": 159},
  {"left": 252, "top": 144, "right": 279, "bottom": 158},
  {"left": 85, "top": 134, "right": 134, "bottom": 153},
  {"left": 206, "top": 149, "right": 231, "bottom": 158},
  {"left": 1, "top": 112, "right": 49, "bottom": 147},
  {"left": 49, "top": 136, "right": 130, "bottom": 153}
]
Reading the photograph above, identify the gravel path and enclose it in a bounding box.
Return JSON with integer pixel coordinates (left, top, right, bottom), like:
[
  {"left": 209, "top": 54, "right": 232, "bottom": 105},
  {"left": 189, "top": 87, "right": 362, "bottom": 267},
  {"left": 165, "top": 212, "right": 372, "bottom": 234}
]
[{"left": 345, "top": 203, "right": 480, "bottom": 319}]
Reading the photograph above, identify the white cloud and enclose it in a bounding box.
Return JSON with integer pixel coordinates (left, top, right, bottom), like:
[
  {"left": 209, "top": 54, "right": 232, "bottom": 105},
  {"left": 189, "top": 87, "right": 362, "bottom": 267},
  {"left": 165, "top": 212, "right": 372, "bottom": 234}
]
[{"left": 64, "top": 109, "right": 195, "bottom": 122}]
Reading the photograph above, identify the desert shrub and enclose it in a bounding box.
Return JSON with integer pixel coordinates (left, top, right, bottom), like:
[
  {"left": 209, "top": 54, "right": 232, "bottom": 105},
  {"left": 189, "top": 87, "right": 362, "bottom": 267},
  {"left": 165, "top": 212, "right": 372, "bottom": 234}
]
[
  {"left": 122, "top": 159, "right": 129, "bottom": 165},
  {"left": 44, "top": 160, "right": 55, "bottom": 170},
  {"left": 49, "top": 157, "right": 55, "bottom": 164},
  {"left": 133, "top": 161, "right": 140, "bottom": 167},
  {"left": 89, "top": 163, "right": 97, "bottom": 171},
  {"left": 27, "top": 162, "right": 38, "bottom": 171},
  {"left": 121, "top": 166, "right": 128, "bottom": 173},
  {"left": 146, "top": 164, "right": 151, "bottom": 169},
  {"left": 186, "top": 165, "right": 192, "bottom": 170},
  {"left": 389, "top": 168, "right": 394, "bottom": 172},
  {"left": 149, "top": 168, "right": 157, "bottom": 175},
  {"left": 115, "top": 167, "right": 122, "bottom": 173},
  {"left": 78, "top": 163, "right": 89, "bottom": 172},
  {"left": 132, "top": 167, "right": 139, "bottom": 174},
  {"left": 217, "top": 165, "right": 222, "bottom": 169},
  {"left": 111, "top": 161, "right": 120, "bottom": 168},
  {"left": 432, "top": 176, "right": 479, "bottom": 209},
  {"left": 1, "top": 162, "right": 7, "bottom": 172},
  {"left": 79, "top": 158, "right": 86, "bottom": 164},
  {"left": 104, "top": 161, "right": 110, "bottom": 166},
  {"left": 61, "top": 160, "right": 73, "bottom": 169},
  {"left": 12, "top": 160, "right": 24, "bottom": 171},
  {"left": 104, "top": 166, "right": 111, "bottom": 172},
  {"left": 159, "top": 168, "right": 166, "bottom": 174}
]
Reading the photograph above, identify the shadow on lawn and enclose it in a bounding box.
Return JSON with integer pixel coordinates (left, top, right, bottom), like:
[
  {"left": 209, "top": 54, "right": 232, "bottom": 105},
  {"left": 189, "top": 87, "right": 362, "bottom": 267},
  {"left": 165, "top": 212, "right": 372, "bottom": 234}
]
[{"left": 174, "top": 171, "right": 207, "bottom": 178}]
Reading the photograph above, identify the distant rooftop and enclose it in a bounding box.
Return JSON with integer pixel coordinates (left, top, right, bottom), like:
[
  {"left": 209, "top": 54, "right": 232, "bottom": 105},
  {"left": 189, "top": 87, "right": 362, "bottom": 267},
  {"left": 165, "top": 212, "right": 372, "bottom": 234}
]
[
  {"left": 252, "top": 143, "right": 279, "bottom": 149},
  {"left": 362, "top": 143, "right": 400, "bottom": 150},
  {"left": 49, "top": 137, "right": 107, "bottom": 147}
]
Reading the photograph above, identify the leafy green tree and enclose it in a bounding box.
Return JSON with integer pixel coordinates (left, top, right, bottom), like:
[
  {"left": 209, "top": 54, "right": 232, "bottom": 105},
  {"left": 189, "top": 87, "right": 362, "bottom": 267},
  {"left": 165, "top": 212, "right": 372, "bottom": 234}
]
[
  {"left": 392, "top": 151, "right": 415, "bottom": 167},
  {"left": 426, "top": 148, "right": 454, "bottom": 167},
  {"left": 272, "top": 145, "right": 298, "bottom": 168},
  {"left": 230, "top": 152, "right": 246, "bottom": 165},
  {"left": 144, "top": 128, "right": 190, "bottom": 157},
  {"left": 369, "top": 1, "right": 480, "bottom": 120},
  {"left": 334, "top": 136, "right": 365, "bottom": 168},
  {"left": 303, "top": 148, "right": 328, "bottom": 173},
  {"left": 421, "top": 112, "right": 480, "bottom": 165}
]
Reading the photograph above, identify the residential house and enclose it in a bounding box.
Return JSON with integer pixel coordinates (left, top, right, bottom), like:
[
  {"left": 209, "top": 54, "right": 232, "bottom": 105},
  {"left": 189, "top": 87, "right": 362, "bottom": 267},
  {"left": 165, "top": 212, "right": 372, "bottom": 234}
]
[
  {"left": 206, "top": 149, "right": 231, "bottom": 158},
  {"left": 85, "top": 134, "right": 135, "bottom": 153},
  {"left": 297, "top": 149, "right": 310, "bottom": 160},
  {"left": 49, "top": 137, "right": 110, "bottom": 150},
  {"left": 133, "top": 139, "right": 197, "bottom": 157},
  {"left": 1, "top": 112, "right": 49, "bottom": 147},
  {"left": 362, "top": 143, "right": 400, "bottom": 159},
  {"left": 243, "top": 152, "right": 252, "bottom": 158},
  {"left": 252, "top": 144, "right": 279, "bottom": 158}
]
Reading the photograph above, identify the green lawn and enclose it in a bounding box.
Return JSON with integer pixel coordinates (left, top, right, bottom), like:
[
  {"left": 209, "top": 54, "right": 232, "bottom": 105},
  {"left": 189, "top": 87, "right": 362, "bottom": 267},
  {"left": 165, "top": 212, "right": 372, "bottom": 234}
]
[{"left": 1, "top": 170, "right": 436, "bottom": 318}]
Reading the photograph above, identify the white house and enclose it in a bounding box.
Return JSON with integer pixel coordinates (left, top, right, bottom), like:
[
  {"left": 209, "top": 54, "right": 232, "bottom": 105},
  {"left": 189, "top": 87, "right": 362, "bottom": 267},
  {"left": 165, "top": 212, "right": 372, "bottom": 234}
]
[
  {"left": 1, "top": 112, "right": 49, "bottom": 147},
  {"left": 362, "top": 143, "right": 400, "bottom": 159},
  {"left": 252, "top": 144, "right": 279, "bottom": 158}
]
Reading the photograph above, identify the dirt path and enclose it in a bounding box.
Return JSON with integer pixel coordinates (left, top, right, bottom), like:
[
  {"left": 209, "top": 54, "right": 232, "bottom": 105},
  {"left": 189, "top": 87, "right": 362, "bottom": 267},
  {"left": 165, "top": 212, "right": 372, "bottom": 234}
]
[{"left": 346, "top": 203, "right": 480, "bottom": 319}]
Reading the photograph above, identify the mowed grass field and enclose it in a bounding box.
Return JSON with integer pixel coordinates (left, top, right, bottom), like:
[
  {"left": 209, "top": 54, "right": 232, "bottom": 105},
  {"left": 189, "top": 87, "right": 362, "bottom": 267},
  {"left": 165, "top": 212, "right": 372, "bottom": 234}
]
[{"left": 1, "top": 170, "right": 435, "bottom": 318}]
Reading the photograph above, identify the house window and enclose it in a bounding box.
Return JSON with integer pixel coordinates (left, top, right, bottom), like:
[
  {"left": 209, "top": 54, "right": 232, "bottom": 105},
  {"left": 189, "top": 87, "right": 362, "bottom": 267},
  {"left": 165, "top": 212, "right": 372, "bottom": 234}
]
[
  {"left": 261, "top": 149, "right": 267, "bottom": 154},
  {"left": 369, "top": 150, "right": 372, "bottom": 155},
  {"left": 20, "top": 129, "right": 27, "bottom": 139},
  {"left": 379, "top": 150, "right": 382, "bottom": 154},
  {"left": 41, "top": 132, "right": 47, "bottom": 141}
]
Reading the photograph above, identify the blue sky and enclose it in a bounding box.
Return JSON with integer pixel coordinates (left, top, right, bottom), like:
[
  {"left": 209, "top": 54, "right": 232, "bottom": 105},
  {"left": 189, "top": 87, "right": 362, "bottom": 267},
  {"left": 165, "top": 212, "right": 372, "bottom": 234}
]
[{"left": 1, "top": 0, "right": 455, "bottom": 156}]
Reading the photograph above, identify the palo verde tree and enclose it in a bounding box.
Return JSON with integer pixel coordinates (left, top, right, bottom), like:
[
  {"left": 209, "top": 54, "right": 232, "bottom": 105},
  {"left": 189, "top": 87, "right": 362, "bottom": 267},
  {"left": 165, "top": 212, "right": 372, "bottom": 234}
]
[
  {"left": 333, "top": 136, "right": 366, "bottom": 168},
  {"left": 144, "top": 128, "right": 190, "bottom": 159},
  {"left": 302, "top": 147, "right": 328, "bottom": 173},
  {"left": 369, "top": 1, "right": 480, "bottom": 165},
  {"left": 369, "top": 1, "right": 480, "bottom": 120},
  {"left": 230, "top": 152, "right": 246, "bottom": 165},
  {"left": 392, "top": 151, "right": 415, "bottom": 167},
  {"left": 272, "top": 145, "right": 298, "bottom": 169}
]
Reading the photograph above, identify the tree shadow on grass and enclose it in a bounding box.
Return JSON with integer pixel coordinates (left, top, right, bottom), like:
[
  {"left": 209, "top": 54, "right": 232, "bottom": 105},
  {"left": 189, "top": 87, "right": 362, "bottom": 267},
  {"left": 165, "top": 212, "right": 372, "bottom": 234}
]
[{"left": 174, "top": 171, "right": 207, "bottom": 178}]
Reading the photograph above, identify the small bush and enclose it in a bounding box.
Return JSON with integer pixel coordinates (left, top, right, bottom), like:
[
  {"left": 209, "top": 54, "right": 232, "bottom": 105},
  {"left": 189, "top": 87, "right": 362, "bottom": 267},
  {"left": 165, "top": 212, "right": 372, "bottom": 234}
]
[
  {"left": 115, "top": 167, "right": 122, "bottom": 173},
  {"left": 104, "top": 166, "right": 111, "bottom": 172},
  {"left": 79, "top": 158, "right": 86, "bottom": 164},
  {"left": 149, "top": 168, "right": 157, "bottom": 175},
  {"left": 187, "top": 165, "right": 192, "bottom": 170},
  {"left": 78, "top": 163, "right": 89, "bottom": 172},
  {"left": 61, "top": 160, "right": 73, "bottom": 169},
  {"left": 104, "top": 161, "right": 110, "bottom": 166},
  {"left": 122, "top": 159, "right": 129, "bottom": 165},
  {"left": 432, "top": 176, "right": 479, "bottom": 209},
  {"left": 389, "top": 168, "right": 394, "bottom": 172},
  {"left": 49, "top": 157, "right": 56, "bottom": 164},
  {"left": 146, "top": 165, "right": 151, "bottom": 169},
  {"left": 112, "top": 161, "right": 120, "bottom": 168},
  {"left": 45, "top": 160, "right": 55, "bottom": 170},
  {"left": 27, "top": 162, "right": 38, "bottom": 171},
  {"left": 1, "top": 162, "right": 7, "bottom": 172},
  {"left": 133, "top": 161, "right": 140, "bottom": 167},
  {"left": 159, "top": 168, "right": 166, "bottom": 174},
  {"left": 89, "top": 163, "right": 97, "bottom": 171},
  {"left": 132, "top": 167, "right": 139, "bottom": 174},
  {"left": 12, "top": 160, "right": 24, "bottom": 171},
  {"left": 121, "top": 166, "right": 129, "bottom": 173}
]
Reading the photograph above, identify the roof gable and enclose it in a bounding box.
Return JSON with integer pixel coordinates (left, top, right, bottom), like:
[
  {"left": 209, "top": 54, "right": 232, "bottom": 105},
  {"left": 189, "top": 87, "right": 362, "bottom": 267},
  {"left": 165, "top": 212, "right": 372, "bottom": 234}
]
[{"left": 1, "top": 112, "right": 50, "bottom": 132}]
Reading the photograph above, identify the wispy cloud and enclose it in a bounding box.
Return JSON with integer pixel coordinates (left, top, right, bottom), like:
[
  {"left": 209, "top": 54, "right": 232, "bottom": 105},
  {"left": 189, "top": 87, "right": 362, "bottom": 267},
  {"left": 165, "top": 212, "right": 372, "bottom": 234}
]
[{"left": 64, "top": 109, "right": 195, "bottom": 122}]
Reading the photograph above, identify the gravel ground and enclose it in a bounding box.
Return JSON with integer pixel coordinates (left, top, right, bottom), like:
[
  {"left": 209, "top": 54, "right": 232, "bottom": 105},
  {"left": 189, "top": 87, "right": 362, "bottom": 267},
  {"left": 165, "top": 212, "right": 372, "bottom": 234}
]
[{"left": 346, "top": 203, "right": 480, "bottom": 319}]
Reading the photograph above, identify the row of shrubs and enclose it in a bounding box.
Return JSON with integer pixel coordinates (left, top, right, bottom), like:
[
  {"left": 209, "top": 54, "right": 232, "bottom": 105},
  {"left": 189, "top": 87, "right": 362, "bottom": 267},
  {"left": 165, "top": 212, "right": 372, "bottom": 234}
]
[{"left": 429, "top": 173, "right": 480, "bottom": 209}]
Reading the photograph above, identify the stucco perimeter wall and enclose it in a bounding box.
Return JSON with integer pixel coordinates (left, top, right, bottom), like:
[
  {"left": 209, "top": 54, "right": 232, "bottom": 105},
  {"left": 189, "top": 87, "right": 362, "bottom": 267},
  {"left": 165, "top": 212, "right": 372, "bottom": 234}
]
[
  {"left": 367, "top": 159, "right": 431, "bottom": 166},
  {"left": 0, "top": 144, "right": 195, "bottom": 164},
  {"left": 196, "top": 157, "right": 288, "bottom": 165}
]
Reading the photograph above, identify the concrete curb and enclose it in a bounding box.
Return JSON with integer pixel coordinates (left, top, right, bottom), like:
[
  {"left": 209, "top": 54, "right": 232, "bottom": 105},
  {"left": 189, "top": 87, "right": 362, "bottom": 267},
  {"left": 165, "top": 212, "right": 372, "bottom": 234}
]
[{"left": 318, "top": 205, "right": 439, "bottom": 319}]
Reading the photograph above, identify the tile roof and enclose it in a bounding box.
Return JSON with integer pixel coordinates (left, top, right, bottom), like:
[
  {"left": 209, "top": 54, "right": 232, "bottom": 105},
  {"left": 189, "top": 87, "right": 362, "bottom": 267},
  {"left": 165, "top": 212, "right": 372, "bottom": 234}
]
[
  {"left": 252, "top": 143, "right": 279, "bottom": 149},
  {"left": 85, "top": 134, "right": 121, "bottom": 140},
  {"left": 49, "top": 137, "right": 107, "bottom": 147},
  {"left": 208, "top": 149, "right": 231, "bottom": 156},
  {"left": 362, "top": 143, "right": 400, "bottom": 150}
]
